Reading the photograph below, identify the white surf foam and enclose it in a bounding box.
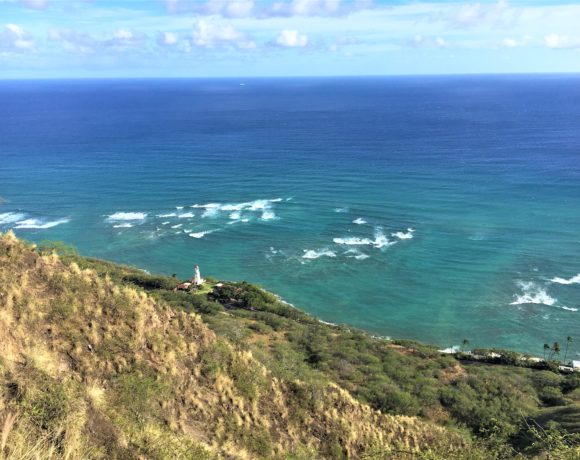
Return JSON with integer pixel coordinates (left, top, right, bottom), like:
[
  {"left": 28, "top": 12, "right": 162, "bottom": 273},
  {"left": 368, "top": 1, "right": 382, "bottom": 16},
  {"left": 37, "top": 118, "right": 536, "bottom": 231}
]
[
  {"left": 171, "top": 224, "right": 182, "bottom": 229},
  {"left": 229, "top": 211, "right": 242, "bottom": 220},
  {"left": 302, "top": 249, "right": 336, "bottom": 259},
  {"left": 176, "top": 206, "right": 184, "bottom": 210},
  {"left": 113, "top": 223, "right": 133, "bottom": 228},
  {"left": 107, "top": 212, "right": 147, "bottom": 221},
  {"left": 189, "top": 229, "right": 218, "bottom": 239},
  {"left": 334, "top": 207, "right": 348, "bottom": 213},
  {"left": 551, "top": 274, "right": 580, "bottom": 285},
  {"left": 161, "top": 221, "right": 170, "bottom": 225},
  {"left": 0, "top": 212, "right": 26, "bottom": 225},
  {"left": 392, "top": 228, "right": 415, "bottom": 240},
  {"left": 261, "top": 210, "right": 276, "bottom": 221},
  {"left": 344, "top": 249, "right": 370, "bottom": 260},
  {"left": 373, "top": 227, "right": 396, "bottom": 249},
  {"left": 353, "top": 218, "right": 367, "bottom": 225},
  {"left": 14, "top": 218, "right": 70, "bottom": 229},
  {"left": 177, "top": 212, "right": 195, "bottom": 218},
  {"left": 333, "top": 237, "right": 373, "bottom": 245},
  {"left": 561, "top": 306, "right": 579, "bottom": 312},
  {"left": 157, "top": 213, "right": 177, "bottom": 218},
  {"left": 333, "top": 227, "right": 396, "bottom": 249},
  {"left": 510, "top": 281, "right": 556, "bottom": 306}
]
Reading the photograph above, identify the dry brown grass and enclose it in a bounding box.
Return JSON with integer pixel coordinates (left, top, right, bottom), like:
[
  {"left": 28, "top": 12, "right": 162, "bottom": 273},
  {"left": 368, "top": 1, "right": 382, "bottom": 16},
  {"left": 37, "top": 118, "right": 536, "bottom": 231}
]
[{"left": 0, "top": 232, "right": 465, "bottom": 459}]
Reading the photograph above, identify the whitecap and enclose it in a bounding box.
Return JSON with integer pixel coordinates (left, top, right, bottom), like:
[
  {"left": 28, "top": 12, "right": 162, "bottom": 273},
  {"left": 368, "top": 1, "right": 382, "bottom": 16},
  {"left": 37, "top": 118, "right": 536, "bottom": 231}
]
[
  {"left": 302, "top": 249, "right": 336, "bottom": 259},
  {"left": 229, "top": 211, "right": 241, "bottom": 220},
  {"left": 176, "top": 206, "right": 184, "bottom": 210},
  {"left": 373, "top": 227, "right": 396, "bottom": 249},
  {"left": 551, "top": 274, "right": 580, "bottom": 285},
  {"left": 191, "top": 202, "right": 221, "bottom": 210},
  {"left": 201, "top": 207, "right": 220, "bottom": 218},
  {"left": 157, "top": 213, "right": 177, "bottom": 218},
  {"left": 261, "top": 210, "right": 276, "bottom": 221},
  {"left": 14, "top": 218, "right": 70, "bottom": 229},
  {"left": 333, "top": 237, "right": 373, "bottom": 246},
  {"left": 113, "top": 223, "right": 133, "bottom": 228},
  {"left": 333, "top": 227, "right": 396, "bottom": 249},
  {"left": 561, "top": 306, "right": 579, "bottom": 312},
  {"left": 344, "top": 249, "right": 370, "bottom": 260},
  {"left": 0, "top": 212, "right": 26, "bottom": 225},
  {"left": 189, "top": 229, "right": 218, "bottom": 239},
  {"left": 177, "top": 212, "right": 195, "bottom": 218},
  {"left": 510, "top": 281, "right": 556, "bottom": 306},
  {"left": 249, "top": 199, "right": 271, "bottom": 211},
  {"left": 161, "top": 221, "right": 170, "bottom": 225},
  {"left": 221, "top": 203, "right": 246, "bottom": 212},
  {"left": 353, "top": 218, "right": 367, "bottom": 225},
  {"left": 392, "top": 228, "right": 415, "bottom": 240},
  {"left": 334, "top": 207, "right": 348, "bottom": 213},
  {"left": 107, "top": 212, "right": 147, "bottom": 221},
  {"left": 171, "top": 224, "right": 182, "bottom": 229}
]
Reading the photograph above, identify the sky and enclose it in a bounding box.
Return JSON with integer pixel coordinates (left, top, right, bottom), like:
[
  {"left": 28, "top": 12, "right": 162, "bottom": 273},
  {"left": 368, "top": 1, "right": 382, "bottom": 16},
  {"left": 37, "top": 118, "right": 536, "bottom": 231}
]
[{"left": 1, "top": 0, "right": 579, "bottom": 78}]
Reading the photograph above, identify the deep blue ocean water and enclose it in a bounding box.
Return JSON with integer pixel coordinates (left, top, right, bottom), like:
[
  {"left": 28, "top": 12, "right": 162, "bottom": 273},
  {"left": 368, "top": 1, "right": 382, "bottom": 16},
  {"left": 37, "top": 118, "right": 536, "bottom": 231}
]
[{"left": 1, "top": 76, "right": 579, "bottom": 358}]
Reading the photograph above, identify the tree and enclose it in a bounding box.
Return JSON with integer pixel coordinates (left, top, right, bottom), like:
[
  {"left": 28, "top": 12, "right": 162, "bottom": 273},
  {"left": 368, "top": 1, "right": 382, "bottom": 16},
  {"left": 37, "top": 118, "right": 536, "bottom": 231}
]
[
  {"left": 564, "top": 336, "right": 573, "bottom": 364},
  {"left": 543, "top": 343, "right": 550, "bottom": 360},
  {"left": 549, "top": 342, "right": 561, "bottom": 361}
]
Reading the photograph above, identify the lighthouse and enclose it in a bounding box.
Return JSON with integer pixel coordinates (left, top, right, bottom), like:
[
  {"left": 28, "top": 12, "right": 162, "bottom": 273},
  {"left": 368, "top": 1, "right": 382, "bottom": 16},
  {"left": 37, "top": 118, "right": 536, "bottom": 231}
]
[{"left": 193, "top": 264, "right": 204, "bottom": 286}]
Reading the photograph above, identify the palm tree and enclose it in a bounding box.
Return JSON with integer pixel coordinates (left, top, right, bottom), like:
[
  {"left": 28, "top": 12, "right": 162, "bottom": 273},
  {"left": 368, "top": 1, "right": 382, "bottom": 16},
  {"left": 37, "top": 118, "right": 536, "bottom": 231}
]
[
  {"left": 550, "top": 342, "right": 561, "bottom": 361},
  {"left": 543, "top": 343, "right": 550, "bottom": 360},
  {"left": 564, "top": 336, "right": 573, "bottom": 364}
]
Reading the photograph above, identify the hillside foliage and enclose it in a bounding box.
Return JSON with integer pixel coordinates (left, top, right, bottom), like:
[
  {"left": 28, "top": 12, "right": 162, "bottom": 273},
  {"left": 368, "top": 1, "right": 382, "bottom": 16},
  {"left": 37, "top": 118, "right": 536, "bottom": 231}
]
[{"left": 1, "top": 234, "right": 579, "bottom": 459}]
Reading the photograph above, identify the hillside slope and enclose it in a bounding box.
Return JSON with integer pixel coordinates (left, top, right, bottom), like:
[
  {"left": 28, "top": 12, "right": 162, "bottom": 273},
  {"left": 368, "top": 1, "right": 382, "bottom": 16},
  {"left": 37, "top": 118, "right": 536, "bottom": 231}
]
[{"left": 0, "top": 232, "right": 464, "bottom": 459}]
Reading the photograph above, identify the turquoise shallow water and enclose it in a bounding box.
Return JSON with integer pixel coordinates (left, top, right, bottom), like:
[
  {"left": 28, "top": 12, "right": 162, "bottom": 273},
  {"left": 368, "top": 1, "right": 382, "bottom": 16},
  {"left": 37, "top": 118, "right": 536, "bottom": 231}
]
[{"left": 1, "top": 76, "right": 579, "bottom": 358}]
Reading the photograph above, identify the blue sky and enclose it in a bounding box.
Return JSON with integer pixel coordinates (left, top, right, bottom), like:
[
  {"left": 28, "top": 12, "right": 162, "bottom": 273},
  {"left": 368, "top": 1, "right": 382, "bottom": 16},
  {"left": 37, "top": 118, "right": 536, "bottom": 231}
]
[{"left": 1, "top": 0, "right": 579, "bottom": 78}]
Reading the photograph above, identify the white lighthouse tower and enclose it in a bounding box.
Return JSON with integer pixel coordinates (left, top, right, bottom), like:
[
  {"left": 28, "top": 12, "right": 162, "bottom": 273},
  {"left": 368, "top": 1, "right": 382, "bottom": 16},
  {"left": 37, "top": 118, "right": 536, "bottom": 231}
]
[{"left": 193, "top": 264, "right": 204, "bottom": 286}]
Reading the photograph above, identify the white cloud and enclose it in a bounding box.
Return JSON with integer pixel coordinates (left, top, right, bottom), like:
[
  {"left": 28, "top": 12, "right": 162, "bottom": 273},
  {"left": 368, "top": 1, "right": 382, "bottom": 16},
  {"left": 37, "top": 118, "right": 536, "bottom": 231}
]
[
  {"left": 444, "top": 0, "right": 518, "bottom": 29},
  {"left": 191, "top": 19, "right": 255, "bottom": 49},
  {"left": 47, "top": 28, "right": 145, "bottom": 55},
  {"left": 48, "top": 28, "right": 96, "bottom": 54},
  {"left": 410, "top": 35, "right": 446, "bottom": 48},
  {"left": 0, "top": 23, "right": 35, "bottom": 51},
  {"left": 544, "top": 33, "right": 580, "bottom": 49},
  {"left": 275, "top": 29, "right": 308, "bottom": 47},
  {"left": 21, "top": 0, "right": 48, "bottom": 9},
  {"left": 501, "top": 35, "right": 531, "bottom": 48},
  {"left": 158, "top": 31, "right": 179, "bottom": 46},
  {"left": 163, "top": 0, "right": 369, "bottom": 17}
]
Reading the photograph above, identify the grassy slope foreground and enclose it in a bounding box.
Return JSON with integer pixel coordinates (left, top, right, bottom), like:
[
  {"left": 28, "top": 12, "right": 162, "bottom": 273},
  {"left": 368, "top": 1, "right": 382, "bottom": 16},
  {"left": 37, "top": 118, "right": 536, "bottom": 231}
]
[{"left": 0, "top": 232, "right": 467, "bottom": 459}]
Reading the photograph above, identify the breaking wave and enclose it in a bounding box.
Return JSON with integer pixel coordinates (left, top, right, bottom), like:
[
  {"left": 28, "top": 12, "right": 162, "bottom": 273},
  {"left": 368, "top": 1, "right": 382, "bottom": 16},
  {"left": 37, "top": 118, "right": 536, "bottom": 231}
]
[
  {"left": 107, "top": 212, "right": 147, "bottom": 221},
  {"left": 302, "top": 249, "right": 336, "bottom": 259},
  {"left": 14, "top": 218, "right": 70, "bottom": 229},
  {"left": 392, "top": 228, "right": 415, "bottom": 240},
  {"left": 0, "top": 212, "right": 26, "bottom": 225},
  {"left": 113, "top": 223, "right": 133, "bottom": 228},
  {"left": 551, "top": 274, "right": 580, "bottom": 285},
  {"left": 261, "top": 210, "right": 276, "bottom": 221},
  {"left": 189, "top": 229, "right": 218, "bottom": 239},
  {"left": 333, "top": 227, "right": 396, "bottom": 249},
  {"left": 353, "top": 218, "right": 367, "bottom": 225},
  {"left": 510, "top": 281, "right": 556, "bottom": 307},
  {"left": 344, "top": 249, "right": 370, "bottom": 260}
]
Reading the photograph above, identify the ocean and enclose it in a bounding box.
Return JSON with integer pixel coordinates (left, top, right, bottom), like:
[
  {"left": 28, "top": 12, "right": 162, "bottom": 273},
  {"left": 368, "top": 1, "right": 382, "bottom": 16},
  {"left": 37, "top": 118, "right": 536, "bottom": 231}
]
[{"left": 1, "top": 75, "right": 579, "bottom": 359}]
